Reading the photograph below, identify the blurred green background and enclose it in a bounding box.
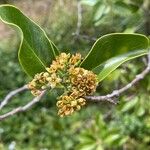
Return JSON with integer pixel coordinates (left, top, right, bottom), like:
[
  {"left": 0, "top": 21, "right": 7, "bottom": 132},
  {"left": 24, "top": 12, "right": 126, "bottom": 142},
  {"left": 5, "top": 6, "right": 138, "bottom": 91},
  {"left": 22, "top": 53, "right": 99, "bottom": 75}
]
[{"left": 0, "top": 0, "right": 150, "bottom": 149}]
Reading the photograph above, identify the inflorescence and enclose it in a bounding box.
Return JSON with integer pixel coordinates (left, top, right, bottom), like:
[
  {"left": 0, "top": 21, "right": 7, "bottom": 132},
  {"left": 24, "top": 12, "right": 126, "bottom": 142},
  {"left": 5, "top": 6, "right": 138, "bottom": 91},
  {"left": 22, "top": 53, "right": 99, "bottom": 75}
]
[{"left": 28, "top": 53, "right": 98, "bottom": 117}]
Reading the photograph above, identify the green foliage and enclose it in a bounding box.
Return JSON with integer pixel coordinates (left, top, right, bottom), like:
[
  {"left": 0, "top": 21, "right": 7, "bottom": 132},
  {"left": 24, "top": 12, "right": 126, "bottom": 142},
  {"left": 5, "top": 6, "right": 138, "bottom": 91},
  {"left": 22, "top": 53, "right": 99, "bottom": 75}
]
[
  {"left": 81, "top": 33, "right": 149, "bottom": 81},
  {"left": 0, "top": 1, "right": 150, "bottom": 149},
  {"left": 82, "top": 0, "right": 146, "bottom": 33},
  {"left": 77, "top": 93, "right": 150, "bottom": 150},
  {"left": 0, "top": 47, "right": 26, "bottom": 97},
  {"left": 92, "top": 0, "right": 140, "bottom": 23},
  {"left": 94, "top": 50, "right": 148, "bottom": 82},
  {"left": 0, "top": 5, "right": 59, "bottom": 77}
]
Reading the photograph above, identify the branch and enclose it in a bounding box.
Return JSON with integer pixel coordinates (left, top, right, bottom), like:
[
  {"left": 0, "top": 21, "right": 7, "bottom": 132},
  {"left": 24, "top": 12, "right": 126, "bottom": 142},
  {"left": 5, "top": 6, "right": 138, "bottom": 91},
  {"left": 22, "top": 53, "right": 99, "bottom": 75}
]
[
  {"left": 0, "top": 85, "right": 28, "bottom": 110},
  {"left": 0, "top": 91, "right": 46, "bottom": 121},
  {"left": 73, "top": 0, "right": 97, "bottom": 41},
  {"left": 75, "top": 0, "right": 82, "bottom": 36},
  {"left": 86, "top": 53, "right": 150, "bottom": 103}
]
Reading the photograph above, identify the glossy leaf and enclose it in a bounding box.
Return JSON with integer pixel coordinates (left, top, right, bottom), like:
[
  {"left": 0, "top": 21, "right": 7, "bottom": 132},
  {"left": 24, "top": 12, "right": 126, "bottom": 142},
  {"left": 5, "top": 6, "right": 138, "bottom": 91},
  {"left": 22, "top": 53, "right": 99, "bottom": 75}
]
[
  {"left": 0, "top": 5, "right": 59, "bottom": 77},
  {"left": 81, "top": 33, "right": 149, "bottom": 70},
  {"left": 93, "top": 50, "right": 148, "bottom": 82},
  {"left": 80, "top": 33, "right": 149, "bottom": 82}
]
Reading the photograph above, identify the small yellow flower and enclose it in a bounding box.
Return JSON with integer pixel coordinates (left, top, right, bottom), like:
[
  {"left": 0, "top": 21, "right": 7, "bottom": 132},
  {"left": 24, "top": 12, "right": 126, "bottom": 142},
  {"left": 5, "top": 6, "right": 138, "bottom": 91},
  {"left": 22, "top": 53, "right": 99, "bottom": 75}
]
[
  {"left": 69, "top": 53, "right": 81, "bottom": 65},
  {"left": 58, "top": 53, "right": 70, "bottom": 61},
  {"left": 46, "top": 61, "right": 60, "bottom": 73},
  {"left": 56, "top": 53, "right": 70, "bottom": 66},
  {"left": 46, "top": 73, "right": 62, "bottom": 88}
]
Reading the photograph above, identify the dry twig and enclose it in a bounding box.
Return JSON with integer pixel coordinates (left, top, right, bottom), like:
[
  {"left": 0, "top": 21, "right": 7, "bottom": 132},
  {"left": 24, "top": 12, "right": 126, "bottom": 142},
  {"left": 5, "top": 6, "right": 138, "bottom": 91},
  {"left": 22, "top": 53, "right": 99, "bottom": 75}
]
[
  {"left": 73, "top": 0, "right": 96, "bottom": 41},
  {"left": 0, "top": 85, "right": 28, "bottom": 110},
  {"left": 75, "top": 0, "right": 82, "bottom": 36},
  {"left": 0, "top": 91, "right": 46, "bottom": 121}
]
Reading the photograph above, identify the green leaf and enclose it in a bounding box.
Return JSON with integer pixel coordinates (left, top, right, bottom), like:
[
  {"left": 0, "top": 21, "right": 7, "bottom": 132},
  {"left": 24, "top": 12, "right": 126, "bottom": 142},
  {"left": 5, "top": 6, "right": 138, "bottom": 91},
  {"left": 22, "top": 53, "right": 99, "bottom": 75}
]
[
  {"left": 94, "top": 5, "right": 110, "bottom": 22},
  {"left": 0, "top": 5, "right": 59, "bottom": 77},
  {"left": 121, "top": 97, "right": 138, "bottom": 113},
  {"left": 104, "top": 134, "right": 120, "bottom": 144},
  {"left": 80, "top": 33, "right": 149, "bottom": 82},
  {"left": 94, "top": 50, "right": 148, "bottom": 82},
  {"left": 77, "top": 143, "right": 97, "bottom": 150}
]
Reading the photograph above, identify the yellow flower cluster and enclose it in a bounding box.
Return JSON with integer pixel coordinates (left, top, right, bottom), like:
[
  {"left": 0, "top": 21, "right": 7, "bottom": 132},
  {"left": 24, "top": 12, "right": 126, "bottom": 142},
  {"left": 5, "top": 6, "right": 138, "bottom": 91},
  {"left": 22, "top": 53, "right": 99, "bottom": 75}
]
[
  {"left": 28, "top": 72, "right": 48, "bottom": 96},
  {"left": 28, "top": 53, "right": 97, "bottom": 117},
  {"left": 56, "top": 95, "right": 86, "bottom": 117},
  {"left": 69, "top": 67, "right": 97, "bottom": 96},
  {"left": 56, "top": 67, "right": 97, "bottom": 117},
  {"left": 28, "top": 72, "right": 61, "bottom": 96}
]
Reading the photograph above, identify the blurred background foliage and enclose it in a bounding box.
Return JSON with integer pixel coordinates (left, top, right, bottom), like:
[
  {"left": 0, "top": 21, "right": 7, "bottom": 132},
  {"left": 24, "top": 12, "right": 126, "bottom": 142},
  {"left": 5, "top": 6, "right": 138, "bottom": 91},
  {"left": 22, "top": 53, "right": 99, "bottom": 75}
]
[{"left": 0, "top": 0, "right": 150, "bottom": 149}]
